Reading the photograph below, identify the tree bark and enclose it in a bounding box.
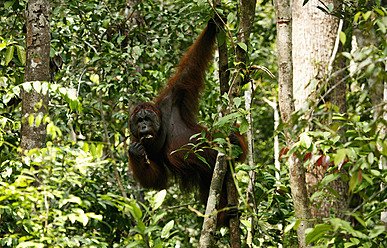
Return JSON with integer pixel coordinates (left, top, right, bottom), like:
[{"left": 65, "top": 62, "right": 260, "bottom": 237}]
[
  {"left": 199, "top": 153, "right": 227, "bottom": 248},
  {"left": 292, "top": 0, "right": 340, "bottom": 110},
  {"left": 273, "top": 0, "right": 312, "bottom": 247},
  {"left": 293, "top": 0, "right": 349, "bottom": 220},
  {"left": 20, "top": 0, "right": 50, "bottom": 152},
  {"left": 199, "top": 2, "right": 231, "bottom": 246},
  {"left": 232, "top": 0, "right": 257, "bottom": 97}
]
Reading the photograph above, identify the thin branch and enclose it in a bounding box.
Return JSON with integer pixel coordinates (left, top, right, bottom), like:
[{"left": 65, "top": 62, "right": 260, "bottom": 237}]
[
  {"left": 206, "top": 0, "right": 236, "bottom": 52},
  {"left": 98, "top": 85, "right": 127, "bottom": 199}
]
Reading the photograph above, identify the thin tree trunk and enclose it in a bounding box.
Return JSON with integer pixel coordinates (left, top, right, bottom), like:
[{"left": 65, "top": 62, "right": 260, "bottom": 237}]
[
  {"left": 244, "top": 85, "right": 256, "bottom": 246},
  {"left": 228, "top": 1, "right": 256, "bottom": 246},
  {"left": 20, "top": 0, "right": 50, "bottom": 152},
  {"left": 199, "top": 2, "right": 230, "bottom": 246},
  {"left": 199, "top": 153, "right": 227, "bottom": 248},
  {"left": 232, "top": 0, "right": 257, "bottom": 96},
  {"left": 273, "top": 0, "right": 312, "bottom": 247}
]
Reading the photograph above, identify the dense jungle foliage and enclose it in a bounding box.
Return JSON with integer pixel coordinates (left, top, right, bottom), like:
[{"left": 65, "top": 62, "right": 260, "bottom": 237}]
[{"left": 0, "top": 0, "right": 386, "bottom": 247}]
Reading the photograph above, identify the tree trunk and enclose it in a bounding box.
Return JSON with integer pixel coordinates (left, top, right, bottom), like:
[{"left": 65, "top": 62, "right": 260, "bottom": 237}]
[
  {"left": 199, "top": 153, "right": 227, "bottom": 248},
  {"left": 232, "top": 0, "right": 257, "bottom": 97},
  {"left": 273, "top": 0, "right": 312, "bottom": 247},
  {"left": 20, "top": 0, "right": 50, "bottom": 152},
  {"left": 292, "top": 0, "right": 349, "bottom": 220},
  {"left": 292, "top": 0, "right": 339, "bottom": 110}
]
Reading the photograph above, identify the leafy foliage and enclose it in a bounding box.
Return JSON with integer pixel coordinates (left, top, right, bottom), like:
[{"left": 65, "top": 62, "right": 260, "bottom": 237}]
[{"left": 1, "top": 0, "right": 386, "bottom": 247}]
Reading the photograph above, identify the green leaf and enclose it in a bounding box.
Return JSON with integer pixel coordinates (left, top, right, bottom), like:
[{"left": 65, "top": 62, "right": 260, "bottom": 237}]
[
  {"left": 90, "top": 143, "right": 96, "bottom": 156},
  {"left": 284, "top": 219, "right": 300, "bottom": 233},
  {"left": 152, "top": 190, "right": 166, "bottom": 210},
  {"left": 351, "top": 212, "right": 366, "bottom": 228},
  {"left": 240, "top": 219, "right": 251, "bottom": 229},
  {"left": 136, "top": 219, "right": 145, "bottom": 234},
  {"left": 144, "top": 226, "right": 159, "bottom": 235},
  {"left": 58, "top": 87, "right": 67, "bottom": 96},
  {"left": 334, "top": 149, "right": 346, "bottom": 167},
  {"left": 310, "top": 191, "right": 324, "bottom": 202},
  {"left": 321, "top": 173, "right": 341, "bottom": 186},
  {"left": 152, "top": 211, "right": 167, "bottom": 224},
  {"left": 96, "top": 143, "right": 103, "bottom": 158},
  {"left": 239, "top": 118, "right": 249, "bottom": 134},
  {"left": 369, "top": 225, "right": 386, "bottom": 239},
  {"left": 305, "top": 224, "right": 332, "bottom": 245},
  {"left": 70, "top": 99, "right": 78, "bottom": 112},
  {"left": 28, "top": 114, "right": 34, "bottom": 127},
  {"left": 339, "top": 31, "right": 346, "bottom": 45},
  {"left": 16, "top": 45, "right": 26, "bottom": 65},
  {"left": 117, "top": 35, "right": 126, "bottom": 44},
  {"left": 90, "top": 74, "right": 99, "bottom": 84},
  {"left": 342, "top": 52, "right": 352, "bottom": 59},
  {"left": 233, "top": 97, "right": 242, "bottom": 108},
  {"left": 82, "top": 142, "right": 89, "bottom": 153},
  {"left": 16, "top": 242, "right": 44, "bottom": 248},
  {"left": 133, "top": 46, "right": 142, "bottom": 56},
  {"left": 349, "top": 170, "right": 360, "bottom": 193},
  {"left": 5, "top": 46, "right": 14, "bottom": 65},
  {"left": 354, "top": 12, "right": 361, "bottom": 23},
  {"left": 35, "top": 113, "right": 42, "bottom": 127},
  {"left": 33, "top": 81, "right": 41, "bottom": 93},
  {"left": 376, "top": 19, "right": 386, "bottom": 34},
  {"left": 86, "top": 212, "right": 103, "bottom": 221},
  {"left": 237, "top": 42, "right": 247, "bottom": 52},
  {"left": 0, "top": 42, "right": 6, "bottom": 51},
  {"left": 300, "top": 132, "right": 312, "bottom": 149},
  {"left": 367, "top": 152, "right": 374, "bottom": 164},
  {"left": 41, "top": 82, "right": 49, "bottom": 95},
  {"left": 217, "top": 30, "right": 226, "bottom": 46},
  {"left": 4, "top": 1, "right": 15, "bottom": 9},
  {"left": 363, "top": 11, "right": 372, "bottom": 21},
  {"left": 129, "top": 202, "right": 143, "bottom": 221},
  {"left": 161, "top": 220, "right": 174, "bottom": 238},
  {"left": 214, "top": 112, "right": 239, "bottom": 127},
  {"left": 196, "top": 153, "right": 209, "bottom": 166}
]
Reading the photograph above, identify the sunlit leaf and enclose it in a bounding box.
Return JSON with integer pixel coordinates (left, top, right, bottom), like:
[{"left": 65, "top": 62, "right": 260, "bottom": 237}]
[
  {"left": 237, "top": 42, "right": 247, "bottom": 52},
  {"left": 28, "top": 114, "right": 34, "bottom": 127},
  {"left": 90, "top": 74, "right": 99, "bottom": 84},
  {"left": 339, "top": 31, "right": 346, "bottom": 45},
  {"left": 300, "top": 132, "right": 312, "bottom": 149},
  {"left": 5, "top": 46, "right": 14, "bottom": 65},
  {"left": 321, "top": 173, "right": 340, "bottom": 186},
  {"left": 239, "top": 118, "right": 249, "bottom": 134},
  {"left": 152, "top": 190, "right": 166, "bottom": 210},
  {"left": 349, "top": 170, "right": 360, "bottom": 193},
  {"left": 305, "top": 224, "right": 332, "bottom": 245},
  {"left": 334, "top": 149, "right": 346, "bottom": 167},
  {"left": 33, "top": 81, "right": 41, "bottom": 94},
  {"left": 161, "top": 220, "right": 174, "bottom": 238}
]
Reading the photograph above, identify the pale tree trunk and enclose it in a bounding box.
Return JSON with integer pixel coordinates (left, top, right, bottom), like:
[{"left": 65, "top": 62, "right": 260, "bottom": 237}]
[
  {"left": 292, "top": 0, "right": 349, "bottom": 220},
  {"left": 292, "top": 0, "right": 339, "bottom": 110},
  {"left": 199, "top": 153, "right": 227, "bottom": 248},
  {"left": 273, "top": 0, "right": 312, "bottom": 247},
  {"left": 21, "top": 0, "right": 50, "bottom": 152},
  {"left": 245, "top": 85, "right": 256, "bottom": 247}
]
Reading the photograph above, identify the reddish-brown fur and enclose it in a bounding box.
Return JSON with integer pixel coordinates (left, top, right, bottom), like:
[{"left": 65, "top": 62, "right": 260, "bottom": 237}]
[{"left": 129, "top": 19, "right": 247, "bottom": 226}]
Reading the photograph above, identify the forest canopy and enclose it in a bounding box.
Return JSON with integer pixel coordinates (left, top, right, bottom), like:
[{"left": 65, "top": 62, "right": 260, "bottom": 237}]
[{"left": 0, "top": 0, "right": 386, "bottom": 247}]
